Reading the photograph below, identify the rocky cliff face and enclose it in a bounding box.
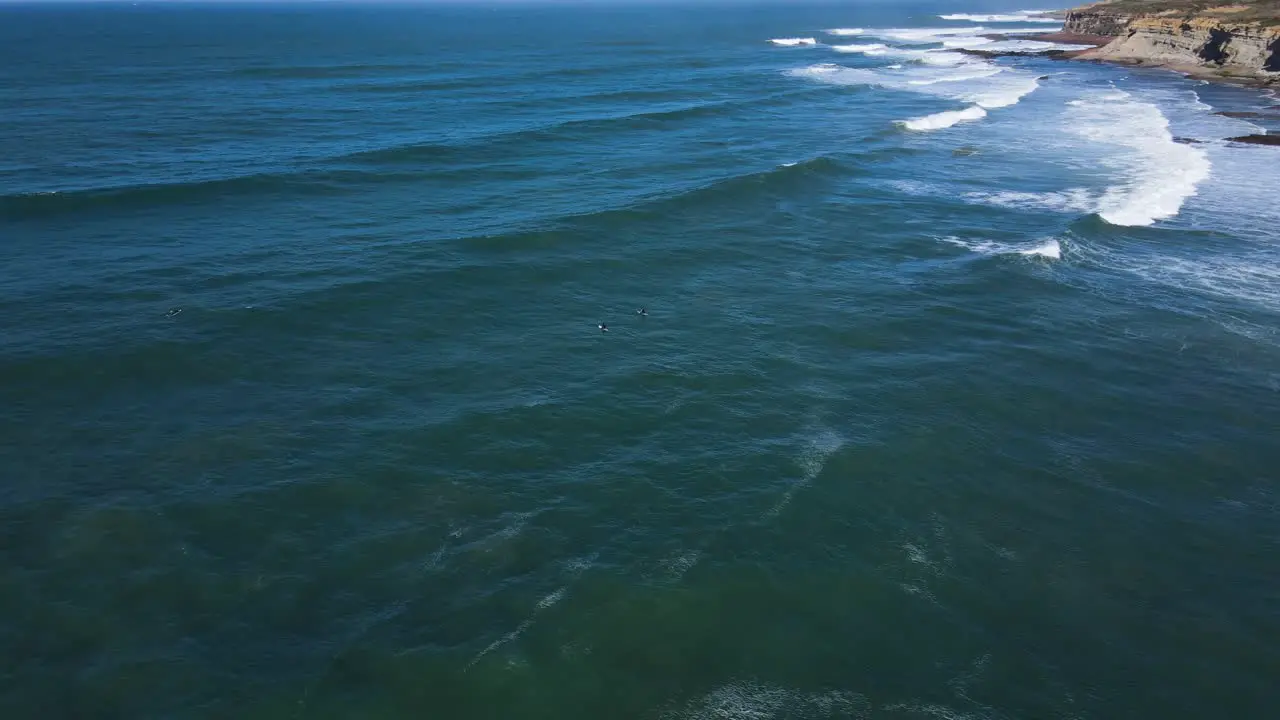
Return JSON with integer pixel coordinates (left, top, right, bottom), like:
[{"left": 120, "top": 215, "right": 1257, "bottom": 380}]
[
  {"left": 1065, "top": 5, "right": 1280, "bottom": 78},
  {"left": 1063, "top": 9, "right": 1135, "bottom": 37},
  {"left": 1084, "top": 17, "right": 1280, "bottom": 72}
]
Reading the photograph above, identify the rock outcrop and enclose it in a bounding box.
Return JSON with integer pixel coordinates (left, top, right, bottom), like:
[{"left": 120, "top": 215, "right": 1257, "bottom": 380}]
[
  {"left": 1063, "top": 2, "right": 1280, "bottom": 81},
  {"left": 1227, "top": 133, "right": 1280, "bottom": 144},
  {"left": 1063, "top": 8, "right": 1136, "bottom": 36}
]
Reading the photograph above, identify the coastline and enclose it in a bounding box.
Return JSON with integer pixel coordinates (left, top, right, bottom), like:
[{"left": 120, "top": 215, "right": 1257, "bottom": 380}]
[
  {"left": 972, "top": 31, "right": 1280, "bottom": 90},
  {"left": 1043, "top": 2, "right": 1280, "bottom": 89}
]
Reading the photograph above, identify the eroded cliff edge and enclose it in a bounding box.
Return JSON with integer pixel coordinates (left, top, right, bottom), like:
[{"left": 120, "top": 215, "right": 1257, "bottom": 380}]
[{"left": 1064, "top": 1, "right": 1280, "bottom": 83}]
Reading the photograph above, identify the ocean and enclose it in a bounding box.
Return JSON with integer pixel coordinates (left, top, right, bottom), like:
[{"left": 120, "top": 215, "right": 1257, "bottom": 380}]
[{"left": 2, "top": 1, "right": 1279, "bottom": 717}]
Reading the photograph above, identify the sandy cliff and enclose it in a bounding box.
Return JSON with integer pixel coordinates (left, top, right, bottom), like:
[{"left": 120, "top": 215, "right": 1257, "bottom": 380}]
[{"left": 1064, "top": 2, "right": 1280, "bottom": 81}]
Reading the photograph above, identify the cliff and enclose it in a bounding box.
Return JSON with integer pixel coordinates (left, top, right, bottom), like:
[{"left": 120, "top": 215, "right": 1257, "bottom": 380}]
[{"left": 1063, "top": 1, "right": 1280, "bottom": 81}]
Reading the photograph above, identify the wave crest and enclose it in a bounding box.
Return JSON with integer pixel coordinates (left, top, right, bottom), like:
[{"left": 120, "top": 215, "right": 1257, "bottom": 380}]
[
  {"left": 770, "top": 37, "right": 817, "bottom": 47},
  {"left": 1069, "top": 91, "right": 1211, "bottom": 226},
  {"left": 900, "top": 105, "right": 988, "bottom": 131}
]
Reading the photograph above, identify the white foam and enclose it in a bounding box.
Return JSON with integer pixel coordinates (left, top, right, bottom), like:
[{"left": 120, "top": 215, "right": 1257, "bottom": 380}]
[
  {"left": 906, "top": 66, "right": 1004, "bottom": 85},
  {"left": 770, "top": 37, "right": 817, "bottom": 46},
  {"left": 788, "top": 64, "right": 879, "bottom": 84},
  {"left": 827, "top": 27, "right": 865, "bottom": 36},
  {"left": 901, "top": 105, "right": 988, "bottom": 131},
  {"left": 965, "top": 188, "right": 1097, "bottom": 214},
  {"left": 955, "top": 38, "right": 1093, "bottom": 52},
  {"left": 943, "top": 36, "right": 995, "bottom": 48},
  {"left": 793, "top": 23, "right": 1052, "bottom": 129},
  {"left": 964, "top": 74, "right": 1040, "bottom": 108},
  {"left": 536, "top": 587, "right": 566, "bottom": 609},
  {"left": 766, "top": 429, "right": 844, "bottom": 518},
  {"left": 939, "top": 13, "right": 1061, "bottom": 23},
  {"left": 1020, "top": 239, "right": 1063, "bottom": 259},
  {"left": 939, "top": 235, "right": 1063, "bottom": 260},
  {"left": 666, "top": 683, "right": 870, "bottom": 720},
  {"left": 918, "top": 51, "right": 971, "bottom": 66},
  {"left": 874, "top": 26, "right": 990, "bottom": 43},
  {"left": 660, "top": 550, "right": 701, "bottom": 581},
  {"left": 1068, "top": 90, "right": 1211, "bottom": 226},
  {"left": 831, "top": 42, "right": 887, "bottom": 53}
]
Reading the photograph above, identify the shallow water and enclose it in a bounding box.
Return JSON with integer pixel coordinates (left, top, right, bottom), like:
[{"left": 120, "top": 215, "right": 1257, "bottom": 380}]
[{"left": 2, "top": 2, "right": 1279, "bottom": 717}]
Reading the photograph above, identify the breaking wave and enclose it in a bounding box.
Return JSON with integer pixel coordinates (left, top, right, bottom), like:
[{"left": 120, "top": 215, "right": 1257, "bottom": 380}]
[
  {"left": 1068, "top": 90, "right": 1211, "bottom": 226},
  {"left": 770, "top": 37, "right": 817, "bottom": 47},
  {"left": 900, "top": 105, "right": 987, "bottom": 131},
  {"left": 939, "top": 12, "right": 1061, "bottom": 23}
]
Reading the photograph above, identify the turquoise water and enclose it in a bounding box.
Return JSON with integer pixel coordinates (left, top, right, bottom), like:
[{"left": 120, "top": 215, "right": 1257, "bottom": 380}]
[{"left": 3, "top": 2, "right": 1280, "bottom": 717}]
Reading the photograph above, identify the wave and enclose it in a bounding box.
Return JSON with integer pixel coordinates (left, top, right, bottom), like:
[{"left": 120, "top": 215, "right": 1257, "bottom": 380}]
[
  {"left": 0, "top": 169, "right": 369, "bottom": 221},
  {"left": 611, "top": 155, "right": 849, "bottom": 216},
  {"left": 906, "top": 66, "right": 1004, "bottom": 85},
  {"left": 940, "top": 235, "right": 1063, "bottom": 260},
  {"left": 943, "top": 36, "right": 995, "bottom": 48},
  {"left": 340, "top": 96, "right": 766, "bottom": 166},
  {"left": 770, "top": 37, "right": 817, "bottom": 46},
  {"left": 918, "top": 51, "right": 971, "bottom": 66},
  {"left": 965, "top": 189, "right": 1097, "bottom": 214},
  {"left": 872, "top": 26, "right": 990, "bottom": 43},
  {"left": 1067, "top": 90, "right": 1211, "bottom": 226},
  {"left": 964, "top": 74, "right": 1040, "bottom": 108},
  {"left": 939, "top": 13, "right": 1061, "bottom": 23},
  {"left": 826, "top": 28, "right": 865, "bottom": 36},
  {"left": 791, "top": 61, "right": 1040, "bottom": 113},
  {"left": 900, "top": 105, "right": 987, "bottom": 131},
  {"left": 5, "top": 94, "right": 778, "bottom": 220},
  {"left": 831, "top": 43, "right": 887, "bottom": 53},
  {"left": 230, "top": 62, "right": 427, "bottom": 79}
]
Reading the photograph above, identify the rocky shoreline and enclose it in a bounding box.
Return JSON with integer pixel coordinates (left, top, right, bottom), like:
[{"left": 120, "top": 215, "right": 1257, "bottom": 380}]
[
  {"left": 970, "top": 2, "right": 1280, "bottom": 88},
  {"left": 1060, "top": 2, "right": 1280, "bottom": 87}
]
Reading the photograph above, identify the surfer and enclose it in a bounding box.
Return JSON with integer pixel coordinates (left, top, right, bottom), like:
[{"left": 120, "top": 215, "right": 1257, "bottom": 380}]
[
  {"left": 637, "top": 308, "right": 647, "bottom": 316},
  {"left": 599, "top": 323, "right": 608, "bottom": 332}
]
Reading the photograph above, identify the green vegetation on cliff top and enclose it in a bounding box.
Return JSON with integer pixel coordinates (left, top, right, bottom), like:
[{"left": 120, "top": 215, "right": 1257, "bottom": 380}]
[{"left": 1079, "top": 0, "right": 1280, "bottom": 26}]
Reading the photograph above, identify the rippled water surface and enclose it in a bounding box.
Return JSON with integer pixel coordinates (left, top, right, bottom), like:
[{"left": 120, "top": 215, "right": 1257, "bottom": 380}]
[{"left": 3, "top": 2, "right": 1279, "bottom": 717}]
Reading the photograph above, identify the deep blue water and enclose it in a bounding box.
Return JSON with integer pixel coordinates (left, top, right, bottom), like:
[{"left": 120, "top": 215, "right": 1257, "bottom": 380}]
[{"left": 3, "top": 2, "right": 1280, "bottom": 717}]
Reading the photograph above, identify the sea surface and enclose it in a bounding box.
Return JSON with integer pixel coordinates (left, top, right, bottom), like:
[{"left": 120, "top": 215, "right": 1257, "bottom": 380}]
[{"left": 3, "top": 2, "right": 1280, "bottom": 717}]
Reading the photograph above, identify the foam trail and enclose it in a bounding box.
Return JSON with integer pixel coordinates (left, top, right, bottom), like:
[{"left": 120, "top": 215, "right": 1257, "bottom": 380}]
[
  {"left": 660, "top": 550, "right": 701, "bottom": 582},
  {"left": 766, "top": 429, "right": 844, "bottom": 518},
  {"left": 965, "top": 188, "right": 1096, "bottom": 214},
  {"left": 770, "top": 37, "right": 817, "bottom": 46},
  {"left": 536, "top": 588, "right": 566, "bottom": 610},
  {"left": 465, "top": 554, "right": 595, "bottom": 669},
  {"left": 827, "top": 27, "right": 865, "bottom": 36},
  {"left": 665, "top": 682, "right": 870, "bottom": 720},
  {"left": 939, "top": 235, "right": 1063, "bottom": 260},
  {"left": 901, "top": 105, "right": 987, "bottom": 131}
]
